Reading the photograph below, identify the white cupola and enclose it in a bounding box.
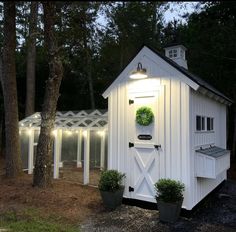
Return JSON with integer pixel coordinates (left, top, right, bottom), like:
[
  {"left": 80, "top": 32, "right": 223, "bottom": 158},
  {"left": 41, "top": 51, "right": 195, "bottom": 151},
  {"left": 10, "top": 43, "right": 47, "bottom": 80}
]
[{"left": 164, "top": 44, "right": 188, "bottom": 69}]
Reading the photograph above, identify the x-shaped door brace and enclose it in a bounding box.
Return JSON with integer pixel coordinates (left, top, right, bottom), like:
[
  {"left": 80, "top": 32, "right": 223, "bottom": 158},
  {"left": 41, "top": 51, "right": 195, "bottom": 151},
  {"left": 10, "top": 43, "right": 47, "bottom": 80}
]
[{"left": 133, "top": 150, "right": 156, "bottom": 196}]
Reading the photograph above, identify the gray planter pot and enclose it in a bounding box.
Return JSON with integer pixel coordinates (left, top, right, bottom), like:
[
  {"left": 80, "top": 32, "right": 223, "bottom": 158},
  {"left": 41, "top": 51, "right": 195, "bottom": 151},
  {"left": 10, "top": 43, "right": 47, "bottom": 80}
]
[
  {"left": 157, "top": 198, "right": 183, "bottom": 223},
  {"left": 100, "top": 186, "right": 125, "bottom": 210}
]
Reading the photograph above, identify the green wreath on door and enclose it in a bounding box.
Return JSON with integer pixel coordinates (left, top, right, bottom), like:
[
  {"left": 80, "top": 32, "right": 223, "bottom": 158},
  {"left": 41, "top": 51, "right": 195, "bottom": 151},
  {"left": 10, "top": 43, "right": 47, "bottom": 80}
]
[{"left": 136, "top": 106, "right": 154, "bottom": 126}]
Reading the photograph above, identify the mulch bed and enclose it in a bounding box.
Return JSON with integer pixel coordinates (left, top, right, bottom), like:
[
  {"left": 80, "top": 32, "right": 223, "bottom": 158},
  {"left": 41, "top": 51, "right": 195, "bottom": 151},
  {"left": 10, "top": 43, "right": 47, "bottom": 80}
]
[{"left": 0, "top": 174, "right": 102, "bottom": 224}]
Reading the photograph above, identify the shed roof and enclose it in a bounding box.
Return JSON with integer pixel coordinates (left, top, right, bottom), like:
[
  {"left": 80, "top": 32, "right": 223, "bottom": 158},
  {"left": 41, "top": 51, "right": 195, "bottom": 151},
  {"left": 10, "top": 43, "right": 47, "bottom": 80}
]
[
  {"left": 19, "top": 110, "right": 108, "bottom": 129},
  {"left": 146, "top": 45, "right": 232, "bottom": 104},
  {"left": 196, "top": 146, "right": 229, "bottom": 158},
  {"left": 103, "top": 45, "right": 232, "bottom": 105}
]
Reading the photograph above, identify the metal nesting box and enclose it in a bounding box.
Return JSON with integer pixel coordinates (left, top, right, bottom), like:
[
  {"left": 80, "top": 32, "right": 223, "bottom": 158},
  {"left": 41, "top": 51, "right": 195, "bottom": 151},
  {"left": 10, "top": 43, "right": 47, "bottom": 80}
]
[
  {"left": 196, "top": 146, "right": 229, "bottom": 158},
  {"left": 195, "top": 146, "right": 230, "bottom": 179}
]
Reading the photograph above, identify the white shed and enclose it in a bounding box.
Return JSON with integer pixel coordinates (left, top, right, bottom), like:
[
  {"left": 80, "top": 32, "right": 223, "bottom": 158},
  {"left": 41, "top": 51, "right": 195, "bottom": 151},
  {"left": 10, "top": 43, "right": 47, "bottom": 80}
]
[{"left": 102, "top": 44, "right": 232, "bottom": 210}]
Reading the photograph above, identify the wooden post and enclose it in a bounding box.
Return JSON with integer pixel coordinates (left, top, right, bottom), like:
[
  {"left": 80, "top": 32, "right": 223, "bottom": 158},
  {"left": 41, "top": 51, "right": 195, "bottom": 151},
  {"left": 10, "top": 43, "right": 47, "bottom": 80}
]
[
  {"left": 100, "top": 131, "right": 105, "bottom": 170},
  {"left": 83, "top": 130, "right": 90, "bottom": 185},
  {"left": 77, "top": 129, "right": 82, "bottom": 168},
  {"left": 28, "top": 128, "right": 34, "bottom": 174},
  {"left": 53, "top": 129, "right": 62, "bottom": 179}
]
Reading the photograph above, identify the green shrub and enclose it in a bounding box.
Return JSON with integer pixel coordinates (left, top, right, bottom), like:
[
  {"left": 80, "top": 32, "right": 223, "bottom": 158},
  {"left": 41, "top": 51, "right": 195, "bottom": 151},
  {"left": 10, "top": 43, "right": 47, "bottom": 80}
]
[
  {"left": 154, "top": 178, "right": 185, "bottom": 203},
  {"left": 98, "top": 170, "right": 125, "bottom": 192}
]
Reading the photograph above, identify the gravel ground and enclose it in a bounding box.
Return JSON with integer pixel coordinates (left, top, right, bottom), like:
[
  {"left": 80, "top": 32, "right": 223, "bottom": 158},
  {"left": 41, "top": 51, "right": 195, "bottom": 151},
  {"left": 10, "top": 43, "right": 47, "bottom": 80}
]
[{"left": 81, "top": 180, "right": 236, "bottom": 232}]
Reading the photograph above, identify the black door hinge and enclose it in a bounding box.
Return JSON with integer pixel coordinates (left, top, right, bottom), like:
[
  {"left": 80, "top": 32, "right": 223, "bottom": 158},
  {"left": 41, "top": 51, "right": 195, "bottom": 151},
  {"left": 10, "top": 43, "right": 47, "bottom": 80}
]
[
  {"left": 154, "top": 144, "right": 161, "bottom": 150},
  {"left": 129, "top": 186, "right": 134, "bottom": 192},
  {"left": 129, "top": 142, "right": 134, "bottom": 148},
  {"left": 129, "top": 99, "right": 134, "bottom": 105}
]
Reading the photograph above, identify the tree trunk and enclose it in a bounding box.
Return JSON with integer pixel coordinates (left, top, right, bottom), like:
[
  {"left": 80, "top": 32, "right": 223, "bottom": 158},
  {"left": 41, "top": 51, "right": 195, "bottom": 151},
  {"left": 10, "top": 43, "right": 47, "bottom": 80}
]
[
  {"left": 86, "top": 47, "right": 95, "bottom": 109},
  {"left": 1, "top": 2, "right": 22, "bottom": 177},
  {"left": 81, "top": 5, "right": 95, "bottom": 110},
  {"left": 0, "top": 56, "right": 4, "bottom": 158},
  {"left": 25, "top": 2, "right": 38, "bottom": 117},
  {"left": 151, "top": 2, "right": 158, "bottom": 44},
  {"left": 33, "top": 1, "right": 63, "bottom": 188}
]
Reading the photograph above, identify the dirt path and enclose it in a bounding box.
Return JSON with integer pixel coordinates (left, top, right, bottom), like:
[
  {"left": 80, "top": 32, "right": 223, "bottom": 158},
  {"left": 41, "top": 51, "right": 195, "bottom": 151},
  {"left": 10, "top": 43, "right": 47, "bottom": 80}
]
[{"left": 81, "top": 180, "right": 236, "bottom": 232}]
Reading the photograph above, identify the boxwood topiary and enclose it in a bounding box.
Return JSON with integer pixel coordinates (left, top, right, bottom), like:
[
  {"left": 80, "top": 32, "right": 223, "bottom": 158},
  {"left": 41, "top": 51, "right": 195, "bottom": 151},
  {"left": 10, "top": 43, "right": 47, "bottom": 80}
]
[
  {"left": 154, "top": 178, "right": 185, "bottom": 203},
  {"left": 98, "top": 170, "right": 126, "bottom": 192}
]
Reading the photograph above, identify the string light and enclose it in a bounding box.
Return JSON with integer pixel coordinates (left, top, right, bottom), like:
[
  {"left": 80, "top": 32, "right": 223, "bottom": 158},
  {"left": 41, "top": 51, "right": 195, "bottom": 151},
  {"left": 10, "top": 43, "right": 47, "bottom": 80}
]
[
  {"left": 97, "top": 131, "right": 105, "bottom": 137},
  {"left": 65, "top": 130, "right": 72, "bottom": 136},
  {"left": 28, "top": 129, "right": 32, "bottom": 135},
  {"left": 82, "top": 131, "right": 87, "bottom": 137},
  {"left": 52, "top": 129, "right": 57, "bottom": 136}
]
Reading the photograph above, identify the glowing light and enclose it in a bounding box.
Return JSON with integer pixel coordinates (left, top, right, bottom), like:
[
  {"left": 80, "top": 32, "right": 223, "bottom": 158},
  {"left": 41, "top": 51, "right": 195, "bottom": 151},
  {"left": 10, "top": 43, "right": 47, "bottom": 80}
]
[
  {"left": 82, "top": 131, "right": 87, "bottom": 137},
  {"left": 65, "top": 130, "right": 72, "bottom": 136},
  {"left": 129, "top": 72, "right": 148, "bottom": 79},
  {"left": 97, "top": 131, "right": 105, "bottom": 137},
  {"left": 28, "top": 129, "right": 32, "bottom": 135},
  {"left": 129, "top": 62, "right": 148, "bottom": 79},
  {"left": 52, "top": 129, "right": 57, "bottom": 136},
  {"left": 128, "top": 78, "right": 161, "bottom": 94}
]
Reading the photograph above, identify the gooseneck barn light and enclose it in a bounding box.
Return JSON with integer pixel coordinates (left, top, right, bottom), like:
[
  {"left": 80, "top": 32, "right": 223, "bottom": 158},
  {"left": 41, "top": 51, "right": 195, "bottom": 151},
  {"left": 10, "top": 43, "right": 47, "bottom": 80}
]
[{"left": 129, "top": 62, "right": 148, "bottom": 79}]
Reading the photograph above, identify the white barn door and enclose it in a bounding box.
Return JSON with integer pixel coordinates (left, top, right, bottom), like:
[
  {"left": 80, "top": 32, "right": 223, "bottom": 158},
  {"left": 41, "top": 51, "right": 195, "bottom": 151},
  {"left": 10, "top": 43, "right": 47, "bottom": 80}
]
[{"left": 128, "top": 91, "right": 160, "bottom": 203}]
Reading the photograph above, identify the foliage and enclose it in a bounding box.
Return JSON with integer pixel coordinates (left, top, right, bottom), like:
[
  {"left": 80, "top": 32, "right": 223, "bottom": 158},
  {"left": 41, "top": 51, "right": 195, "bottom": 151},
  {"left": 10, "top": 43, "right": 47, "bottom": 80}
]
[
  {"left": 136, "top": 106, "right": 154, "bottom": 126},
  {"left": 98, "top": 170, "right": 125, "bottom": 192},
  {"left": 13, "top": 2, "right": 168, "bottom": 114},
  {"left": 154, "top": 178, "right": 185, "bottom": 203},
  {"left": 3, "top": 1, "right": 236, "bottom": 161},
  {"left": 161, "top": 2, "right": 236, "bottom": 157}
]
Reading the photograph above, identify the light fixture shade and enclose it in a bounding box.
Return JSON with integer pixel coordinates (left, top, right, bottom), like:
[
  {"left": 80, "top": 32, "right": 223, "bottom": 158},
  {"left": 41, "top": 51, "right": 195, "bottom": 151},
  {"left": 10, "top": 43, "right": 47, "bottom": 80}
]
[{"left": 129, "top": 62, "right": 148, "bottom": 79}]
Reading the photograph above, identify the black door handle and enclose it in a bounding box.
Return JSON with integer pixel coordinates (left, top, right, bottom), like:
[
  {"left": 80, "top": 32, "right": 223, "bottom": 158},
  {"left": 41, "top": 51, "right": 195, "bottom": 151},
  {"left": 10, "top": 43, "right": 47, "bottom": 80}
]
[{"left": 154, "top": 145, "right": 161, "bottom": 150}]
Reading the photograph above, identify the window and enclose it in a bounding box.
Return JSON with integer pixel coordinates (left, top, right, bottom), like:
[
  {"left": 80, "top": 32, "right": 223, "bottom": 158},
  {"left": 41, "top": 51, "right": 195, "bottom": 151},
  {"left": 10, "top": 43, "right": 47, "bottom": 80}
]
[
  {"left": 201, "top": 116, "right": 205, "bottom": 130},
  {"left": 196, "top": 116, "right": 205, "bottom": 131},
  {"left": 207, "top": 117, "right": 210, "bottom": 130},
  {"left": 207, "top": 117, "right": 214, "bottom": 131},
  {"left": 196, "top": 116, "right": 202, "bottom": 131},
  {"left": 196, "top": 115, "right": 214, "bottom": 132},
  {"left": 168, "top": 49, "right": 178, "bottom": 58},
  {"left": 210, "top": 118, "right": 214, "bottom": 130},
  {"left": 173, "top": 49, "right": 178, "bottom": 57}
]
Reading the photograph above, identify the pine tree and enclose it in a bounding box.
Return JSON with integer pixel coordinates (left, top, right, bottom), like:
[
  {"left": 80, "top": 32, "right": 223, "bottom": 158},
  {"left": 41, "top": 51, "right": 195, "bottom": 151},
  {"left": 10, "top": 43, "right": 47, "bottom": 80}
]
[
  {"left": 1, "top": 1, "right": 22, "bottom": 177},
  {"left": 33, "top": 2, "right": 63, "bottom": 187}
]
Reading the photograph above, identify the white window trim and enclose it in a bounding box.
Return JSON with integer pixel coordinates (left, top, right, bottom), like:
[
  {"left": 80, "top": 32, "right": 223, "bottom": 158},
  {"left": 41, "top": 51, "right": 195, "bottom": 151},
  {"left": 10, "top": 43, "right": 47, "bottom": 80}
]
[{"left": 195, "top": 115, "right": 214, "bottom": 133}]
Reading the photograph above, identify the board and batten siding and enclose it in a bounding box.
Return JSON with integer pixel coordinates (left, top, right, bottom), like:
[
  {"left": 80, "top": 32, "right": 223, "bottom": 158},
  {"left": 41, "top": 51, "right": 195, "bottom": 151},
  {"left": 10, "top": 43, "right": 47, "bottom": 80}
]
[
  {"left": 107, "top": 76, "right": 192, "bottom": 209},
  {"left": 189, "top": 90, "right": 227, "bottom": 209},
  {"left": 106, "top": 46, "right": 228, "bottom": 210},
  {"left": 108, "top": 82, "right": 131, "bottom": 198}
]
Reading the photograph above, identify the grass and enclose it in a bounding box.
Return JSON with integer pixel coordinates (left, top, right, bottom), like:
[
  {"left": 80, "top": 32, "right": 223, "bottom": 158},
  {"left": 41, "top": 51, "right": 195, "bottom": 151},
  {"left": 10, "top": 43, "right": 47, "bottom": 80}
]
[{"left": 0, "top": 208, "right": 79, "bottom": 232}]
